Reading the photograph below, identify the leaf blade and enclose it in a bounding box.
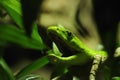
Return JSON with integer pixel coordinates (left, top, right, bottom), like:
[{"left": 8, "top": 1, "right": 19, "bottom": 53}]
[
  {"left": 16, "top": 56, "right": 49, "bottom": 79},
  {"left": 0, "top": 24, "right": 46, "bottom": 50}
]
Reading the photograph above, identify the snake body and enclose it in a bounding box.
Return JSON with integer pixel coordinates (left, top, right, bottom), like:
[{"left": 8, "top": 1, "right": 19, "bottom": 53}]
[{"left": 47, "top": 25, "right": 107, "bottom": 66}]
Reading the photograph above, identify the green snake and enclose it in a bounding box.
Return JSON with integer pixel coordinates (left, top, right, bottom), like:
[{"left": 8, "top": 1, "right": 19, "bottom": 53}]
[{"left": 47, "top": 25, "right": 108, "bottom": 66}]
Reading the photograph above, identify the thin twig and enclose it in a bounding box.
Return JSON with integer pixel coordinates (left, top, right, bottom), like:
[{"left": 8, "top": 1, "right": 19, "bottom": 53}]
[{"left": 89, "top": 55, "right": 102, "bottom": 80}]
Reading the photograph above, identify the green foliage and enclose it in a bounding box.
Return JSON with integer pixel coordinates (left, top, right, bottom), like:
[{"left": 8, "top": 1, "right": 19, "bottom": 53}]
[
  {"left": 112, "top": 77, "right": 120, "bottom": 80},
  {"left": 52, "top": 42, "right": 63, "bottom": 56},
  {"left": 0, "top": 0, "right": 23, "bottom": 28},
  {"left": 0, "top": 57, "right": 15, "bottom": 80},
  {"left": 16, "top": 56, "right": 49, "bottom": 79},
  {"left": 17, "top": 74, "right": 42, "bottom": 80},
  {"left": 0, "top": 0, "right": 46, "bottom": 50},
  {"left": 0, "top": 24, "right": 45, "bottom": 50},
  {"left": 0, "top": 0, "right": 48, "bottom": 80}
]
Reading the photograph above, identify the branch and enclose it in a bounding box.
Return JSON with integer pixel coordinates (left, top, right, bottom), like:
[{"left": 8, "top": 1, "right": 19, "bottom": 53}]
[{"left": 89, "top": 54, "right": 102, "bottom": 80}]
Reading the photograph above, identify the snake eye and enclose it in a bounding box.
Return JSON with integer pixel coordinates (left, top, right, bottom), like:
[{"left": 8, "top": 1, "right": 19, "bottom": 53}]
[
  {"left": 67, "top": 31, "right": 72, "bottom": 37},
  {"left": 66, "top": 31, "right": 73, "bottom": 40}
]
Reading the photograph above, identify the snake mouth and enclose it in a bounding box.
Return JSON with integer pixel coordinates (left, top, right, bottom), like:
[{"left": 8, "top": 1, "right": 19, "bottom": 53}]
[{"left": 47, "top": 31, "right": 59, "bottom": 40}]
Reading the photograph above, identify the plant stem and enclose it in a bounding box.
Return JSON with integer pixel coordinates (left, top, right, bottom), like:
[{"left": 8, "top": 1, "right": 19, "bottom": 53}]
[{"left": 89, "top": 55, "right": 102, "bottom": 80}]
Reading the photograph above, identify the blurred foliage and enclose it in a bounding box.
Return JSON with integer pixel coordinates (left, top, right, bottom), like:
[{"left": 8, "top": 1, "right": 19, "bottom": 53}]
[
  {"left": 0, "top": 0, "right": 48, "bottom": 80},
  {"left": 112, "top": 77, "right": 120, "bottom": 80}
]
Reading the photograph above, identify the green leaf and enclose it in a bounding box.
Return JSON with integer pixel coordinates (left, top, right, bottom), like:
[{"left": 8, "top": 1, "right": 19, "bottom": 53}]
[
  {"left": 0, "top": 0, "right": 23, "bottom": 29},
  {"left": 112, "top": 77, "right": 120, "bottom": 80},
  {"left": 52, "top": 42, "right": 62, "bottom": 56},
  {"left": 0, "top": 24, "right": 46, "bottom": 50},
  {"left": 31, "top": 23, "right": 44, "bottom": 46},
  {"left": 0, "top": 57, "right": 15, "bottom": 80},
  {"left": 17, "top": 74, "right": 43, "bottom": 80},
  {"left": 16, "top": 56, "right": 49, "bottom": 79}
]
